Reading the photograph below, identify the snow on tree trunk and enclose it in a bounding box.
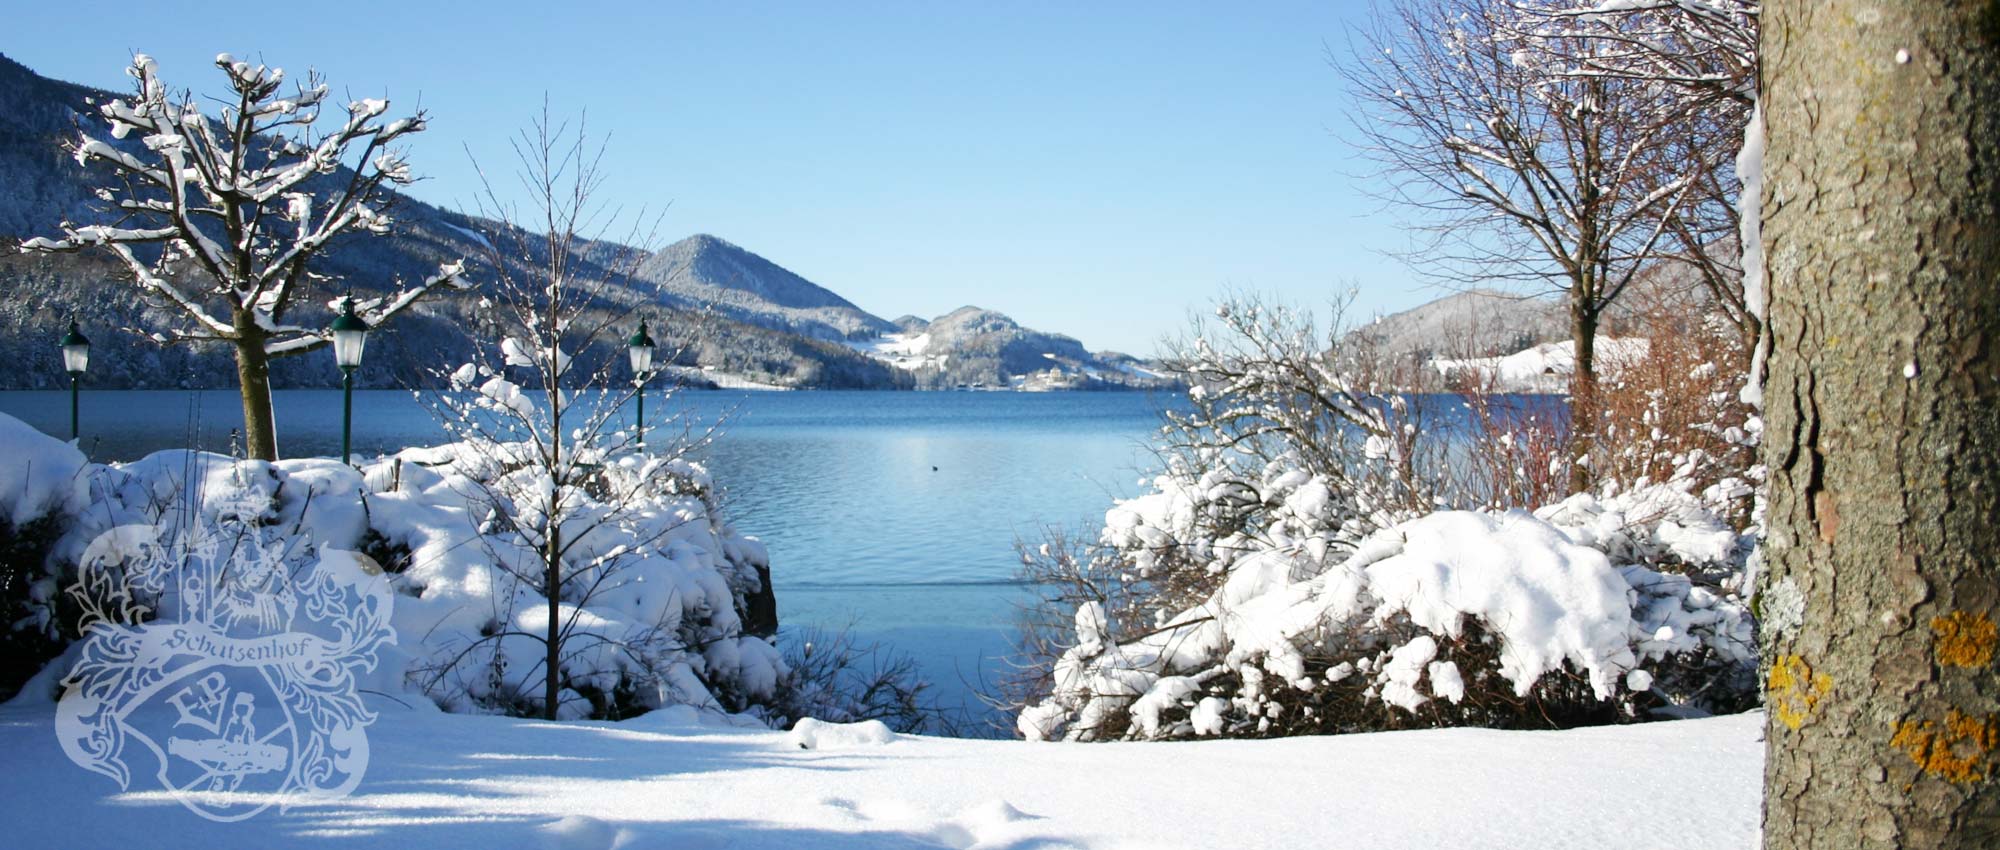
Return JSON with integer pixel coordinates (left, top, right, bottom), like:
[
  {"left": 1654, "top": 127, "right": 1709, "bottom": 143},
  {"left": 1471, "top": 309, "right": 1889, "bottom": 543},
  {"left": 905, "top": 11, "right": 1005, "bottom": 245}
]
[
  {"left": 1760, "top": 3, "right": 2000, "bottom": 846},
  {"left": 1737, "top": 99, "right": 1768, "bottom": 408}
]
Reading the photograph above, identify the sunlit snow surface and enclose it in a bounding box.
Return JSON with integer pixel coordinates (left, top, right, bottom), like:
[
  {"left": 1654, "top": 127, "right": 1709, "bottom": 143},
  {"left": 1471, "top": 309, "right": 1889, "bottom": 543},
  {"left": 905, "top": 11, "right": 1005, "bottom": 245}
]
[
  {"left": 844, "top": 332, "right": 951, "bottom": 372},
  {"left": 0, "top": 702, "right": 1762, "bottom": 849}
]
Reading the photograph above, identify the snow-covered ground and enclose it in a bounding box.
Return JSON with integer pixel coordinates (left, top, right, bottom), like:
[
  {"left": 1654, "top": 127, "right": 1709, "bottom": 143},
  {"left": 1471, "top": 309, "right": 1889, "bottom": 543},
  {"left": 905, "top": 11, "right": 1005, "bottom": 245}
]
[
  {"left": 844, "top": 332, "right": 949, "bottom": 373},
  {"left": 1432, "top": 338, "right": 1651, "bottom": 393},
  {"left": 0, "top": 700, "right": 1762, "bottom": 849},
  {"left": 663, "top": 365, "right": 796, "bottom": 391}
]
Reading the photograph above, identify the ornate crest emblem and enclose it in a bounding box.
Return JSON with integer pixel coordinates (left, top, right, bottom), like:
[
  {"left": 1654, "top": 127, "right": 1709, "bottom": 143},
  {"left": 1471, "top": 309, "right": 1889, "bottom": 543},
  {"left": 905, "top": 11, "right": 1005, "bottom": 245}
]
[{"left": 54, "top": 509, "right": 395, "bottom": 822}]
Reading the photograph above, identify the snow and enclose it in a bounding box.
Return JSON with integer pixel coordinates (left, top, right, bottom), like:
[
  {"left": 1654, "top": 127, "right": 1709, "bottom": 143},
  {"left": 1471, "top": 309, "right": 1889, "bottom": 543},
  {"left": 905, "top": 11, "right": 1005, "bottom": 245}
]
[
  {"left": 1738, "top": 100, "right": 1767, "bottom": 407},
  {"left": 0, "top": 699, "right": 1765, "bottom": 849},
  {"left": 843, "top": 332, "right": 949, "bottom": 372},
  {"left": 0, "top": 411, "right": 782, "bottom": 722},
  {"left": 438, "top": 221, "right": 494, "bottom": 251},
  {"left": 1025, "top": 461, "right": 1756, "bottom": 740},
  {"left": 1378, "top": 635, "right": 1441, "bottom": 711},
  {"left": 1368, "top": 512, "right": 1638, "bottom": 700},
  {"left": 0, "top": 412, "right": 86, "bottom": 526},
  {"left": 1432, "top": 337, "right": 1651, "bottom": 393},
  {"left": 658, "top": 366, "right": 795, "bottom": 391},
  {"left": 787, "top": 717, "right": 897, "bottom": 750}
]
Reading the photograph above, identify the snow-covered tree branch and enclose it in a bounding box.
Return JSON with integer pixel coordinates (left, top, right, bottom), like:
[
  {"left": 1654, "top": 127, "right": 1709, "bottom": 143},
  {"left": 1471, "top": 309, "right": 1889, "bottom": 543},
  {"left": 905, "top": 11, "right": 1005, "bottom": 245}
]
[{"left": 17, "top": 53, "right": 468, "bottom": 460}]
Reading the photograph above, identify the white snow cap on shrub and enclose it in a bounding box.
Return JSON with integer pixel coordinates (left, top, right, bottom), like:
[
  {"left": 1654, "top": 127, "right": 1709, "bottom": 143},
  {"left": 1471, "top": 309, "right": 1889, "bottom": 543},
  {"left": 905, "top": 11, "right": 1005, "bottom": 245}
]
[
  {"left": 1365, "top": 511, "right": 1637, "bottom": 700},
  {"left": 1022, "top": 495, "right": 1755, "bottom": 741}
]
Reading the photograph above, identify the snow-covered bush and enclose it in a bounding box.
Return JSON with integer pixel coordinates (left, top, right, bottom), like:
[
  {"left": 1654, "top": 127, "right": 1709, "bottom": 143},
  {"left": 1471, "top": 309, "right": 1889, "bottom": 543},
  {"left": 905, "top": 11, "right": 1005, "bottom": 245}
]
[
  {"left": 1016, "top": 482, "right": 1756, "bottom": 742},
  {"left": 0, "top": 412, "right": 787, "bottom": 723},
  {"left": 363, "top": 442, "right": 785, "bottom": 720},
  {"left": 0, "top": 414, "right": 88, "bottom": 700},
  {"left": 1002, "top": 294, "right": 1438, "bottom": 723},
  {"left": 1009, "top": 293, "right": 1759, "bottom": 741}
]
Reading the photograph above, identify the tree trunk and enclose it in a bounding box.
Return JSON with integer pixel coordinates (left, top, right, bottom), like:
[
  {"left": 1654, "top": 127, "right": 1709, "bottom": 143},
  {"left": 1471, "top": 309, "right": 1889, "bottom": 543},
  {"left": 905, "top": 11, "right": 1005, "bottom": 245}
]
[
  {"left": 545, "top": 523, "right": 562, "bottom": 721},
  {"left": 232, "top": 314, "right": 280, "bottom": 462},
  {"left": 545, "top": 358, "right": 564, "bottom": 722},
  {"left": 1567, "top": 304, "right": 1599, "bottom": 494},
  {"left": 1761, "top": 3, "right": 2000, "bottom": 847}
]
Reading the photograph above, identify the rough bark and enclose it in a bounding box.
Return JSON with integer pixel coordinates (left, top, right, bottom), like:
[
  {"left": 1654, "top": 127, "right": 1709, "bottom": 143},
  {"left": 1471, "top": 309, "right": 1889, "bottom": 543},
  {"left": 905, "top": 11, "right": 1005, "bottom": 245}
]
[{"left": 1761, "top": 2, "right": 2000, "bottom": 847}]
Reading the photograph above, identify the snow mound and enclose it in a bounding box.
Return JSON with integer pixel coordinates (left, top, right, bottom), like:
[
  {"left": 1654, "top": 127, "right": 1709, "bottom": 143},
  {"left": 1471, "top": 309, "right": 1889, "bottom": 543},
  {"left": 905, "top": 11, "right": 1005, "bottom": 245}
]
[
  {"left": 788, "top": 717, "right": 897, "bottom": 750},
  {"left": 537, "top": 815, "right": 622, "bottom": 850},
  {"left": 0, "top": 414, "right": 85, "bottom": 527},
  {"left": 932, "top": 799, "right": 1040, "bottom": 849}
]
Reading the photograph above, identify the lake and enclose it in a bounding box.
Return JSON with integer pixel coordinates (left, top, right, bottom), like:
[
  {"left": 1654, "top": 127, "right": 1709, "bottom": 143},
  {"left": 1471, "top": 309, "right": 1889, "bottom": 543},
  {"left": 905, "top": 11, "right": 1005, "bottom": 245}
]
[{"left": 0, "top": 388, "right": 1172, "bottom": 732}]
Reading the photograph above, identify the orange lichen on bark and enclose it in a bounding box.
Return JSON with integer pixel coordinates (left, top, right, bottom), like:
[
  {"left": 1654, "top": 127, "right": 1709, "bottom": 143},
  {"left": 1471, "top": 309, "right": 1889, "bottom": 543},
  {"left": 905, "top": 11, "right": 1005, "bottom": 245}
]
[
  {"left": 1931, "top": 610, "right": 1997, "bottom": 668},
  {"left": 1891, "top": 710, "right": 2000, "bottom": 784},
  {"left": 1769, "top": 654, "right": 1833, "bottom": 731}
]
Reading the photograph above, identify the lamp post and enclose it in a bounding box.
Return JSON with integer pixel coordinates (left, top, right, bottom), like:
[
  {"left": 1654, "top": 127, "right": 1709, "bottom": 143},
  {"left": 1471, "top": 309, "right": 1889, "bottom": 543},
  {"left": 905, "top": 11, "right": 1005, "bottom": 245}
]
[
  {"left": 59, "top": 321, "right": 90, "bottom": 440},
  {"left": 330, "top": 296, "right": 371, "bottom": 465},
  {"left": 627, "top": 320, "right": 656, "bottom": 450}
]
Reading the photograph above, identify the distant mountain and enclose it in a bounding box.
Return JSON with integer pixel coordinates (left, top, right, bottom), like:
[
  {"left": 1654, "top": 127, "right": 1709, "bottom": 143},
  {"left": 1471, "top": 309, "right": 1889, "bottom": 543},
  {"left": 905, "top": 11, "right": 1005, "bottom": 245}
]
[
  {"left": 1352, "top": 289, "right": 1569, "bottom": 366},
  {"left": 633, "top": 234, "right": 896, "bottom": 341},
  {"left": 845, "top": 306, "right": 1174, "bottom": 390},
  {"left": 1354, "top": 262, "right": 1722, "bottom": 371},
  {"left": 0, "top": 53, "right": 1153, "bottom": 392},
  {"left": 0, "top": 54, "right": 105, "bottom": 238}
]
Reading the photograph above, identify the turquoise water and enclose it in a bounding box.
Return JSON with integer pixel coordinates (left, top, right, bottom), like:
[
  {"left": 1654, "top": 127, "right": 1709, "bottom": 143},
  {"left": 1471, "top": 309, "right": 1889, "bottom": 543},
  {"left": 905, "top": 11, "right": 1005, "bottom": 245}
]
[{"left": 0, "top": 389, "right": 1171, "bottom": 729}]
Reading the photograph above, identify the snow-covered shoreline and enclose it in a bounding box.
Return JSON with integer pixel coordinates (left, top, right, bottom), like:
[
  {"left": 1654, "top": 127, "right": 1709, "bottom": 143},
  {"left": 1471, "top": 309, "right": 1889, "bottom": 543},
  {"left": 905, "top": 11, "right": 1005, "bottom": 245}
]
[{"left": 0, "top": 700, "right": 1763, "bottom": 849}]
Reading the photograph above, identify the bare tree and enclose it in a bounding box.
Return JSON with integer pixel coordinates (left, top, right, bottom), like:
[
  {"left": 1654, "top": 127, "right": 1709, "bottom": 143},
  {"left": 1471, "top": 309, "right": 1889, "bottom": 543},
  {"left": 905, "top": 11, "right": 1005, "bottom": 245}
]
[
  {"left": 1341, "top": 0, "right": 1698, "bottom": 489},
  {"left": 1003, "top": 293, "right": 1439, "bottom": 738},
  {"left": 1162, "top": 294, "right": 1428, "bottom": 523},
  {"left": 1502, "top": 0, "right": 1762, "bottom": 355},
  {"left": 1505, "top": 1, "right": 1757, "bottom": 106},
  {"left": 419, "top": 109, "right": 733, "bottom": 721},
  {"left": 18, "top": 54, "right": 467, "bottom": 460},
  {"left": 1760, "top": 2, "right": 2000, "bottom": 846}
]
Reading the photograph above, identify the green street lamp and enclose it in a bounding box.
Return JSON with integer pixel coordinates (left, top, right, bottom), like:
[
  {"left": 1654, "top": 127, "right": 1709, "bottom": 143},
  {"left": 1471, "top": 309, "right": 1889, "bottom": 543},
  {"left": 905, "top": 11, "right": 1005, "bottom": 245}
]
[
  {"left": 330, "top": 296, "right": 371, "bottom": 465},
  {"left": 627, "top": 319, "right": 656, "bottom": 450},
  {"left": 59, "top": 321, "right": 90, "bottom": 440}
]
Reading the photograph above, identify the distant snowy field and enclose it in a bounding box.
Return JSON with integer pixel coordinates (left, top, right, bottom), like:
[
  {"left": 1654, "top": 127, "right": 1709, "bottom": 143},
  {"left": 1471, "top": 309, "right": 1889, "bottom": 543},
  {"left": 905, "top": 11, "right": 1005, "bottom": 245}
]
[{"left": 0, "top": 703, "right": 1762, "bottom": 849}]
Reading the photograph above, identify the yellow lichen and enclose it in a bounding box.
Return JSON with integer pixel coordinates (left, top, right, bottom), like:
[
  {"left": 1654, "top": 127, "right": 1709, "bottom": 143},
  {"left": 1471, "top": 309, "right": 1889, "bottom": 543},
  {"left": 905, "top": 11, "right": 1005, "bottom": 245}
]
[
  {"left": 1891, "top": 710, "right": 2000, "bottom": 785},
  {"left": 1768, "top": 654, "right": 1833, "bottom": 731},
  {"left": 1931, "top": 611, "right": 1997, "bottom": 668}
]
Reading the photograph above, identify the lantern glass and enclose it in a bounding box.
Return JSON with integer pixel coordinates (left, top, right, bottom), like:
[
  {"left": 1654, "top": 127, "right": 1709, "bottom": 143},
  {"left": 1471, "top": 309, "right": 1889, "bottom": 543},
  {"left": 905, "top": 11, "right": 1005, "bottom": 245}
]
[
  {"left": 62, "top": 343, "right": 89, "bottom": 375},
  {"left": 628, "top": 340, "right": 655, "bottom": 375},
  {"left": 329, "top": 298, "right": 370, "bottom": 370},
  {"left": 333, "top": 327, "right": 368, "bottom": 370}
]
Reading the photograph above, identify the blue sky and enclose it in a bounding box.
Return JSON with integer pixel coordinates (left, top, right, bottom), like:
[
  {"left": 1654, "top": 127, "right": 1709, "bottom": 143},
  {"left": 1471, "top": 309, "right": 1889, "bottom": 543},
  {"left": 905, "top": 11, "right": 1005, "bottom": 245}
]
[{"left": 7, "top": 0, "right": 1436, "bottom": 355}]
